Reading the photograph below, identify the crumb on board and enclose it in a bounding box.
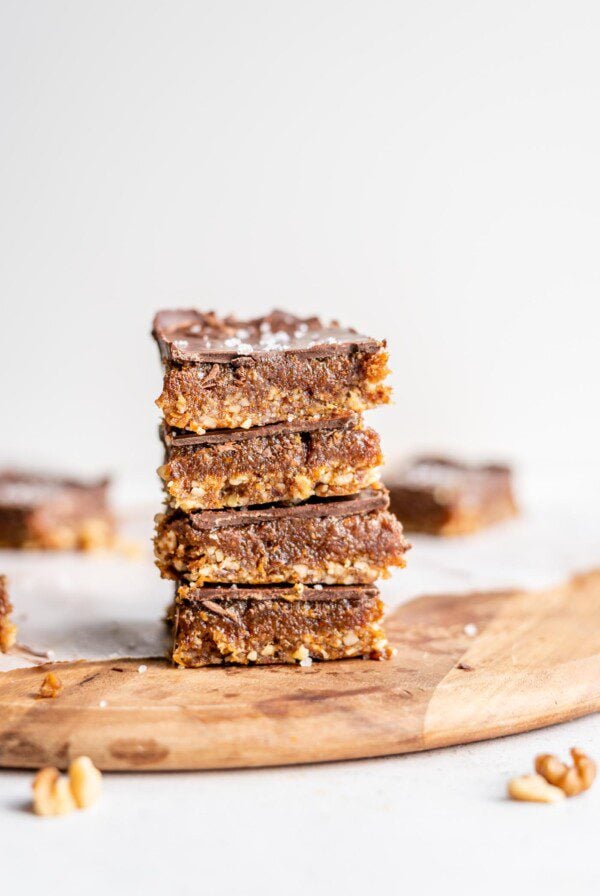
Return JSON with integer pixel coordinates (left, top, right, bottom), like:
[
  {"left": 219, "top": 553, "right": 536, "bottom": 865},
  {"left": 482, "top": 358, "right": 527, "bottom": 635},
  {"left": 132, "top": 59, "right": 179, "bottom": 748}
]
[{"left": 38, "top": 672, "right": 62, "bottom": 698}]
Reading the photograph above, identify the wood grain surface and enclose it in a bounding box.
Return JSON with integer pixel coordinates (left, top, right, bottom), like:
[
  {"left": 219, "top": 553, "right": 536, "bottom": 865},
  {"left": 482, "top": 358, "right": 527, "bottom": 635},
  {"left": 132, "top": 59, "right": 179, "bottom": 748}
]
[{"left": 1, "top": 570, "right": 598, "bottom": 771}]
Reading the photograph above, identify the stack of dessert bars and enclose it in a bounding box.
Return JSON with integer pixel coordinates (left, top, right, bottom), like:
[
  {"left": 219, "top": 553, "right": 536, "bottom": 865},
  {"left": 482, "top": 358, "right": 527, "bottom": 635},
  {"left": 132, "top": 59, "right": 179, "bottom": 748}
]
[{"left": 152, "top": 309, "right": 409, "bottom": 666}]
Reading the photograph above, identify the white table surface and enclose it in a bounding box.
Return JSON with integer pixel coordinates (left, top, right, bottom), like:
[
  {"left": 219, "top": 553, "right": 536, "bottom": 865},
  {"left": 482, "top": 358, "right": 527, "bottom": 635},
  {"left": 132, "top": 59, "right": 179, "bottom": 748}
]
[{"left": 1, "top": 483, "right": 599, "bottom": 896}]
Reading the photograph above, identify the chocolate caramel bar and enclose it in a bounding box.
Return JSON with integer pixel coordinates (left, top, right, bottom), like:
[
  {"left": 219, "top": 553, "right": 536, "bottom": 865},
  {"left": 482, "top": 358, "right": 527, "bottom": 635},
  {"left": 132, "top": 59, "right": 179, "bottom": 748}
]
[
  {"left": 387, "top": 457, "right": 518, "bottom": 535},
  {"left": 155, "top": 491, "right": 409, "bottom": 585},
  {"left": 159, "top": 416, "right": 383, "bottom": 511},
  {"left": 0, "top": 471, "right": 115, "bottom": 550},
  {"left": 153, "top": 309, "right": 390, "bottom": 433},
  {"left": 172, "top": 583, "right": 390, "bottom": 666}
]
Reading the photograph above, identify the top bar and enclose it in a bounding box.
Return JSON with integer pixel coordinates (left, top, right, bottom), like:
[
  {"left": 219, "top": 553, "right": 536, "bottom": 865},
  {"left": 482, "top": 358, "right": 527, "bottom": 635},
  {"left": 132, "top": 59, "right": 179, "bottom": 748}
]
[
  {"left": 162, "top": 413, "right": 357, "bottom": 447},
  {"left": 153, "top": 308, "right": 381, "bottom": 363},
  {"left": 153, "top": 309, "right": 391, "bottom": 433}
]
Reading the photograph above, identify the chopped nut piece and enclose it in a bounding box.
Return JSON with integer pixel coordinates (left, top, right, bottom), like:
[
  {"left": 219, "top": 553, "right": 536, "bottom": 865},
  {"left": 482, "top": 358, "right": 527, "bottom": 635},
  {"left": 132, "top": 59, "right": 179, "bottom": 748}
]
[
  {"left": 38, "top": 672, "right": 63, "bottom": 699},
  {"left": 563, "top": 748, "right": 597, "bottom": 796},
  {"left": 535, "top": 748, "right": 596, "bottom": 797},
  {"left": 32, "top": 767, "right": 77, "bottom": 817},
  {"left": 508, "top": 774, "right": 565, "bottom": 804},
  {"left": 68, "top": 756, "right": 102, "bottom": 809},
  {"left": 534, "top": 753, "right": 568, "bottom": 786},
  {"left": 32, "top": 757, "right": 102, "bottom": 816}
]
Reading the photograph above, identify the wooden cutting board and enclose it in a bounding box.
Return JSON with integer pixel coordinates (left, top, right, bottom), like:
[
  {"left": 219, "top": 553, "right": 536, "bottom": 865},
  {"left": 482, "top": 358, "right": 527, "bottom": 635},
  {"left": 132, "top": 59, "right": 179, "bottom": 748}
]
[{"left": 1, "top": 569, "right": 599, "bottom": 771}]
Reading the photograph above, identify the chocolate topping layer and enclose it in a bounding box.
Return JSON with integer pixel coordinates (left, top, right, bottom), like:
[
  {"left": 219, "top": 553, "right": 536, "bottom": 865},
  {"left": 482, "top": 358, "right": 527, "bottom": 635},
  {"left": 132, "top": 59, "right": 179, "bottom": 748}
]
[
  {"left": 391, "top": 456, "right": 511, "bottom": 491},
  {"left": 153, "top": 309, "right": 382, "bottom": 364},
  {"left": 162, "top": 414, "right": 357, "bottom": 447},
  {"left": 182, "top": 490, "right": 389, "bottom": 530},
  {"left": 179, "top": 584, "right": 379, "bottom": 603}
]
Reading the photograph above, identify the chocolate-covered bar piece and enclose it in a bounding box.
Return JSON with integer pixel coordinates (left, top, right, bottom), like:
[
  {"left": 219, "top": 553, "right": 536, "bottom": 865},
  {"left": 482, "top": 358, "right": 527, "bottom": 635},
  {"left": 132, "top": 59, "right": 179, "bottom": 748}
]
[
  {"left": 172, "top": 583, "right": 390, "bottom": 666},
  {"left": 0, "top": 575, "right": 17, "bottom": 652},
  {"left": 153, "top": 309, "right": 391, "bottom": 433},
  {"left": 155, "top": 490, "right": 409, "bottom": 585},
  {"left": 387, "top": 457, "right": 518, "bottom": 535},
  {"left": 159, "top": 415, "right": 383, "bottom": 511},
  {"left": 0, "top": 471, "right": 116, "bottom": 550}
]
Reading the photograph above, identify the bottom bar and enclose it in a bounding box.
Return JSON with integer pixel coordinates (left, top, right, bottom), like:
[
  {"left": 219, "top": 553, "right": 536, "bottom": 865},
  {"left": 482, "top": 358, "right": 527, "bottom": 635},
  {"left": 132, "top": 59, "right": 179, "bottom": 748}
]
[{"left": 172, "top": 584, "right": 391, "bottom": 666}]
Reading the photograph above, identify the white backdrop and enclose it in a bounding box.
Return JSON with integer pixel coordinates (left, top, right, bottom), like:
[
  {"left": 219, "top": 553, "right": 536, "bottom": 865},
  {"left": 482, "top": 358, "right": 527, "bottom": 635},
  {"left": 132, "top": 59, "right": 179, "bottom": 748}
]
[{"left": 1, "top": 0, "right": 599, "bottom": 503}]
